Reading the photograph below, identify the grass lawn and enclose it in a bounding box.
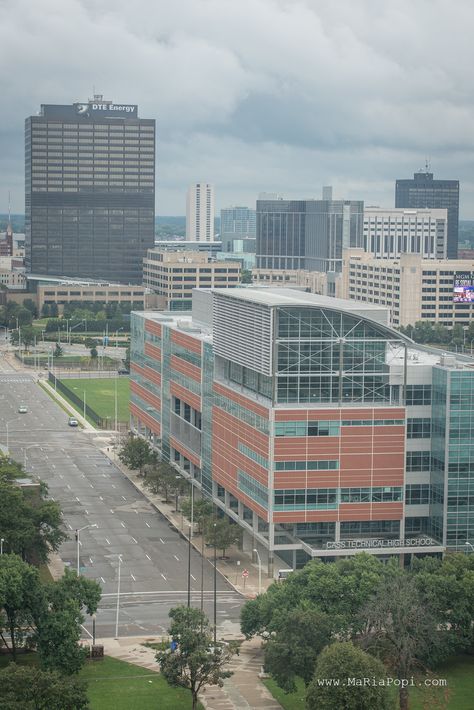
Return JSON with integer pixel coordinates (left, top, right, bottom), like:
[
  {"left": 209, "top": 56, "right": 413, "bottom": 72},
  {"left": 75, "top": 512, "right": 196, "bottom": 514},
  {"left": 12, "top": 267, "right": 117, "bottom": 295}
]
[
  {"left": 0, "top": 654, "right": 202, "bottom": 709},
  {"left": 61, "top": 377, "right": 130, "bottom": 423},
  {"left": 83, "top": 656, "right": 202, "bottom": 710},
  {"left": 264, "top": 655, "right": 474, "bottom": 710}
]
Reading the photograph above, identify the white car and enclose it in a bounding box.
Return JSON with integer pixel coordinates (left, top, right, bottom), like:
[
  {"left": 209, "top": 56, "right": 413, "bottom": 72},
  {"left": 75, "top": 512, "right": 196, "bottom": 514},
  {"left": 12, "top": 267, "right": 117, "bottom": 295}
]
[
  {"left": 18, "top": 405, "right": 28, "bottom": 414},
  {"left": 68, "top": 417, "right": 79, "bottom": 427}
]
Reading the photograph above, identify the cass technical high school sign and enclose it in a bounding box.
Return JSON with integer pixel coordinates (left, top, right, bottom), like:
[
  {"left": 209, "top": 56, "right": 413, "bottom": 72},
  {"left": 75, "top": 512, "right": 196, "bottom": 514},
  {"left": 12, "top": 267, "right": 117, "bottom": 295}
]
[{"left": 74, "top": 102, "right": 138, "bottom": 118}]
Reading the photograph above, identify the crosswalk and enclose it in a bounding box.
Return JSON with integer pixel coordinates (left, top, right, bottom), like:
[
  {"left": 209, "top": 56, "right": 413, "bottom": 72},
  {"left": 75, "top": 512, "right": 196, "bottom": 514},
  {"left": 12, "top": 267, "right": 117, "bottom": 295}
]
[{"left": 0, "top": 376, "right": 33, "bottom": 383}]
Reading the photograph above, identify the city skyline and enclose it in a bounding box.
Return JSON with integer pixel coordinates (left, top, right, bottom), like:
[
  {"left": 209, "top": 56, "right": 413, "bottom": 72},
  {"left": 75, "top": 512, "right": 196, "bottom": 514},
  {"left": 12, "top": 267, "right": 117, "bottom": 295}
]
[{"left": 2, "top": 1, "right": 474, "bottom": 215}]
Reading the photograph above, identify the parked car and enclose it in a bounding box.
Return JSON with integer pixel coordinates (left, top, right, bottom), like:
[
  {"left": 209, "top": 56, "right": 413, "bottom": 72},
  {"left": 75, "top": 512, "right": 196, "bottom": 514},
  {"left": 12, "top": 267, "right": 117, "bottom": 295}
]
[
  {"left": 18, "top": 405, "right": 28, "bottom": 414},
  {"left": 68, "top": 417, "right": 79, "bottom": 427}
]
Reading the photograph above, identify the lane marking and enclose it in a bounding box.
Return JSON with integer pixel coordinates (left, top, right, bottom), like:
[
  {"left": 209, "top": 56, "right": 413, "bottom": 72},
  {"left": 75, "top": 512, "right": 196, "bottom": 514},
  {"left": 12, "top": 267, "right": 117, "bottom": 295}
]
[
  {"left": 81, "top": 624, "right": 93, "bottom": 639},
  {"left": 145, "top": 522, "right": 150, "bottom": 528},
  {"left": 131, "top": 537, "right": 138, "bottom": 544},
  {"left": 145, "top": 554, "right": 151, "bottom": 561},
  {"left": 110, "top": 509, "right": 114, "bottom": 514},
  {"left": 99, "top": 496, "right": 103, "bottom": 501},
  {"left": 161, "top": 573, "right": 167, "bottom": 581},
  {"left": 173, "top": 555, "right": 180, "bottom": 562},
  {"left": 159, "top": 538, "right": 165, "bottom": 544},
  {"left": 130, "top": 573, "right": 136, "bottom": 581},
  {"left": 85, "top": 509, "right": 89, "bottom": 515},
  {"left": 105, "top": 538, "right": 111, "bottom": 545},
  {"left": 121, "top": 495, "right": 126, "bottom": 500},
  {"left": 100, "top": 576, "right": 106, "bottom": 584},
  {"left": 89, "top": 557, "right": 93, "bottom": 564},
  {"left": 191, "top": 574, "right": 196, "bottom": 581},
  {"left": 121, "top": 522, "right": 126, "bottom": 528}
]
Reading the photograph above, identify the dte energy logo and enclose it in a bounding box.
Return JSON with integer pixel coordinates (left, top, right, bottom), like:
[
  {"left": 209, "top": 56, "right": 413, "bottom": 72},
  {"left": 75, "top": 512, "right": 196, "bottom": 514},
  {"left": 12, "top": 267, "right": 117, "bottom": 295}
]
[{"left": 74, "top": 103, "right": 137, "bottom": 117}]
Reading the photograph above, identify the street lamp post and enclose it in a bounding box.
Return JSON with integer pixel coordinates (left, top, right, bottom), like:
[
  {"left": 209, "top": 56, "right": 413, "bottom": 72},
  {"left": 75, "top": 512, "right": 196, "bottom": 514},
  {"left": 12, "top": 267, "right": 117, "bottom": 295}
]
[
  {"left": 75, "top": 524, "right": 98, "bottom": 576},
  {"left": 213, "top": 521, "right": 217, "bottom": 646},
  {"left": 115, "top": 554, "right": 122, "bottom": 639},
  {"left": 92, "top": 613, "right": 96, "bottom": 645},
  {"left": 253, "top": 548, "right": 262, "bottom": 595},
  {"left": 187, "top": 524, "right": 192, "bottom": 608},
  {"left": 0, "top": 538, "right": 4, "bottom": 555},
  {"left": 175, "top": 475, "right": 181, "bottom": 512}
]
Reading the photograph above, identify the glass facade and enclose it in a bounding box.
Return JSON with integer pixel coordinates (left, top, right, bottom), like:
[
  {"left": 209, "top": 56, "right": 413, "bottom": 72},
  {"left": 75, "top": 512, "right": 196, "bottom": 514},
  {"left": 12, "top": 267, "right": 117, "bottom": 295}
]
[
  {"left": 25, "top": 104, "right": 155, "bottom": 282},
  {"left": 276, "top": 307, "right": 393, "bottom": 404}
]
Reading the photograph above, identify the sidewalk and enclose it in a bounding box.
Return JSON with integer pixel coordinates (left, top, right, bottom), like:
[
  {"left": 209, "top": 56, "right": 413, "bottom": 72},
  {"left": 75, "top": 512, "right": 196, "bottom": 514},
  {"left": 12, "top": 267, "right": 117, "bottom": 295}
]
[{"left": 96, "top": 635, "right": 281, "bottom": 710}]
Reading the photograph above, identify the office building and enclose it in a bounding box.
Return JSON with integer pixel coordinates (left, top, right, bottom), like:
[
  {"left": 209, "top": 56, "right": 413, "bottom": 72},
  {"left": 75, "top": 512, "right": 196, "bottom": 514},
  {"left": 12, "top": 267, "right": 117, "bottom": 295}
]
[
  {"left": 143, "top": 248, "right": 240, "bottom": 310},
  {"left": 186, "top": 183, "right": 214, "bottom": 242},
  {"left": 131, "top": 287, "right": 474, "bottom": 572},
  {"left": 395, "top": 170, "right": 459, "bottom": 258},
  {"left": 220, "top": 206, "right": 256, "bottom": 253},
  {"left": 25, "top": 95, "right": 155, "bottom": 283},
  {"left": 256, "top": 198, "right": 364, "bottom": 272},
  {"left": 154, "top": 240, "right": 222, "bottom": 258},
  {"left": 252, "top": 267, "right": 342, "bottom": 297},
  {"left": 33, "top": 279, "right": 155, "bottom": 312},
  {"left": 364, "top": 207, "right": 448, "bottom": 259},
  {"left": 342, "top": 248, "right": 474, "bottom": 328}
]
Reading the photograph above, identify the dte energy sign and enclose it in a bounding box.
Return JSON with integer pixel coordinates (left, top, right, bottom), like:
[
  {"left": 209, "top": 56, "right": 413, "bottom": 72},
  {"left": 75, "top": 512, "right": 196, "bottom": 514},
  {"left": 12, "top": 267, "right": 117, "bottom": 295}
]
[
  {"left": 326, "top": 537, "right": 437, "bottom": 550},
  {"left": 74, "top": 102, "right": 138, "bottom": 118}
]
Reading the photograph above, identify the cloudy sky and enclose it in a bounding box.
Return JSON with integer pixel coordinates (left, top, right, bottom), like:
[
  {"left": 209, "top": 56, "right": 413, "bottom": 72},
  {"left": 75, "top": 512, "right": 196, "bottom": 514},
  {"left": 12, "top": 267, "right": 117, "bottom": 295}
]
[{"left": 2, "top": 0, "right": 474, "bottom": 215}]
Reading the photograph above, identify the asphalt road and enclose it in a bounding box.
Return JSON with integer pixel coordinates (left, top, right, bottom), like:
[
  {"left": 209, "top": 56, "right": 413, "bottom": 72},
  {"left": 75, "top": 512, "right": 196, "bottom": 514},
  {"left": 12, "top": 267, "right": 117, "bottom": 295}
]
[{"left": 0, "top": 373, "right": 244, "bottom": 639}]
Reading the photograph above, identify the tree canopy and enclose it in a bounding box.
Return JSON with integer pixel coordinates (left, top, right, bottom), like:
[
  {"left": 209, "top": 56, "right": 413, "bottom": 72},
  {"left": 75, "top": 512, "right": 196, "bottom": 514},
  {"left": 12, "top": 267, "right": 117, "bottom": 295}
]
[{"left": 0, "top": 664, "right": 89, "bottom": 710}]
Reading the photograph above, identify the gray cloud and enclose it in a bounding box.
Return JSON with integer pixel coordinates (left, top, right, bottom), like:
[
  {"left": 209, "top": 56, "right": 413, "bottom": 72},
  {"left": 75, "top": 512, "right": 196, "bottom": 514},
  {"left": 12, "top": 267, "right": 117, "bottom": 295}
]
[{"left": 1, "top": 0, "right": 474, "bottom": 214}]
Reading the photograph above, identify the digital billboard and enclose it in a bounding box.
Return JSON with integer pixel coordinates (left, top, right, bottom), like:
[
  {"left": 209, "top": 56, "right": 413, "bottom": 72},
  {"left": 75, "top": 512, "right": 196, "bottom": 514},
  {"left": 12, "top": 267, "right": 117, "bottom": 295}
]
[{"left": 453, "top": 271, "right": 474, "bottom": 302}]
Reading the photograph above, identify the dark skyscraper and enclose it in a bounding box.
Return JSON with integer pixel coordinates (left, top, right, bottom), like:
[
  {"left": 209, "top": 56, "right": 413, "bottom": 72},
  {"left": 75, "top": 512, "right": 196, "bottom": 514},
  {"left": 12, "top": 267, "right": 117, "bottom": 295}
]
[
  {"left": 395, "top": 170, "right": 459, "bottom": 258},
  {"left": 256, "top": 199, "right": 364, "bottom": 272},
  {"left": 25, "top": 96, "right": 155, "bottom": 283}
]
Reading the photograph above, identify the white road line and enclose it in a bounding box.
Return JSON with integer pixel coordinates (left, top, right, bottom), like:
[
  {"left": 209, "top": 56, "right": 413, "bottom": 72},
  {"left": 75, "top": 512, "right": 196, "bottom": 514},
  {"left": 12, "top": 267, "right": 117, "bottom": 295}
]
[
  {"left": 89, "top": 557, "right": 93, "bottom": 564},
  {"left": 191, "top": 574, "right": 196, "bottom": 581},
  {"left": 89, "top": 484, "right": 94, "bottom": 488},
  {"left": 105, "top": 538, "right": 111, "bottom": 545},
  {"left": 68, "top": 524, "right": 73, "bottom": 530},
  {"left": 59, "top": 474, "right": 63, "bottom": 479},
  {"left": 130, "top": 573, "right": 136, "bottom": 581},
  {"left": 131, "top": 537, "right": 138, "bottom": 544},
  {"left": 145, "top": 522, "right": 150, "bottom": 527},
  {"left": 100, "top": 576, "right": 106, "bottom": 584},
  {"left": 145, "top": 554, "right": 151, "bottom": 561},
  {"left": 121, "top": 522, "right": 126, "bottom": 528},
  {"left": 159, "top": 538, "right": 165, "bottom": 544},
  {"left": 110, "top": 509, "right": 114, "bottom": 514},
  {"left": 51, "top": 497, "right": 55, "bottom": 501},
  {"left": 67, "top": 484, "right": 71, "bottom": 490},
  {"left": 121, "top": 495, "right": 126, "bottom": 500},
  {"left": 173, "top": 555, "right": 180, "bottom": 562},
  {"left": 99, "top": 496, "right": 103, "bottom": 501},
  {"left": 111, "top": 484, "right": 116, "bottom": 489},
  {"left": 78, "top": 540, "right": 82, "bottom": 547},
  {"left": 75, "top": 496, "right": 80, "bottom": 502},
  {"left": 161, "top": 573, "right": 167, "bottom": 581}
]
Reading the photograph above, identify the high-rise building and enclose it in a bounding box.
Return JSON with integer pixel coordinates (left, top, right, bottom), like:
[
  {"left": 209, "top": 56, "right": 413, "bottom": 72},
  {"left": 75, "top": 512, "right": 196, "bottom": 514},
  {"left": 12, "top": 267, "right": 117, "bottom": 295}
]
[
  {"left": 256, "top": 198, "right": 364, "bottom": 272},
  {"left": 363, "top": 207, "right": 448, "bottom": 259},
  {"left": 220, "top": 205, "right": 256, "bottom": 253},
  {"left": 395, "top": 170, "right": 459, "bottom": 259},
  {"left": 131, "top": 286, "right": 474, "bottom": 572},
  {"left": 25, "top": 95, "right": 155, "bottom": 283},
  {"left": 186, "top": 183, "right": 214, "bottom": 242}
]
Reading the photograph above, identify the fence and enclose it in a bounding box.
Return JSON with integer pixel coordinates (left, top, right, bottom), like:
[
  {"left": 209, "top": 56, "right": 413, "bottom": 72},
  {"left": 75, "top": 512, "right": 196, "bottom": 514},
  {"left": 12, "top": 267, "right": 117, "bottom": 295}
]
[{"left": 48, "top": 371, "right": 108, "bottom": 429}]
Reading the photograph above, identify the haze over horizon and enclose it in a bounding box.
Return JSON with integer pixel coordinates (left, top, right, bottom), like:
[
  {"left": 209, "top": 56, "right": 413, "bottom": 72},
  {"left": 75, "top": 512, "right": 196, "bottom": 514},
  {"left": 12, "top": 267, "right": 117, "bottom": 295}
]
[{"left": 2, "top": 0, "right": 474, "bottom": 216}]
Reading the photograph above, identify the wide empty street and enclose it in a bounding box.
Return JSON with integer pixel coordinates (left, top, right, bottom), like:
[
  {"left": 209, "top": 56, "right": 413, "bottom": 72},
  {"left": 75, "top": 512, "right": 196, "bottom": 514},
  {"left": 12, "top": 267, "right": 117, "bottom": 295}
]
[{"left": 0, "top": 373, "right": 243, "bottom": 638}]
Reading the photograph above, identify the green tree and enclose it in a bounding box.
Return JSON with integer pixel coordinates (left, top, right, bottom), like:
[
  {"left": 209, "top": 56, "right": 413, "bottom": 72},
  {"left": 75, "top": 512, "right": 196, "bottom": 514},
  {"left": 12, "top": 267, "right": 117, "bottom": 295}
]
[
  {"left": 156, "top": 606, "right": 236, "bottom": 710},
  {"left": 49, "top": 303, "right": 59, "bottom": 317},
  {"left": 40, "top": 303, "right": 50, "bottom": 318},
  {"left": 0, "top": 664, "right": 89, "bottom": 710},
  {"left": 0, "top": 454, "right": 24, "bottom": 483},
  {"left": 84, "top": 337, "right": 98, "bottom": 349},
  {"left": 264, "top": 607, "right": 334, "bottom": 692},
  {"left": 204, "top": 518, "right": 241, "bottom": 558},
  {"left": 0, "top": 479, "right": 66, "bottom": 564},
  {"left": 181, "top": 497, "right": 214, "bottom": 534},
  {"left": 360, "top": 573, "right": 447, "bottom": 710},
  {"left": 123, "top": 340, "right": 130, "bottom": 370},
  {"left": 306, "top": 641, "right": 394, "bottom": 710},
  {"left": 0, "top": 554, "right": 46, "bottom": 660},
  {"left": 10, "top": 306, "right": 33, "bottom": 328},
  {"left": 240, "top": 269, "right": 252, "bottom": 284},
  {"left": 54, "top": 342, "right": 63, "bottom": 358},
  {"left": 119, "top": 434, "right": 155, "bottom": 473},
  {"left": 22, "top": 298, "right": 38, "bottom": 318},
  {"left": 240, "top": 554, "right": 390, "bottom": 640},
  {"left": 10, "top": 325, "right": 35, "bottom": 350}
]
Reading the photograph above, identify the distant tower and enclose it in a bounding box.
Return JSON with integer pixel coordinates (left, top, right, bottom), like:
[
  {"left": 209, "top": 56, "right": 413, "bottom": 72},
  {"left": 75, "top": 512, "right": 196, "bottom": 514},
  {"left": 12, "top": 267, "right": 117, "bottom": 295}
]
[
  {"left": 322, "top": 186, "right": 333, "bottom": 201},
  {"left": 186, "top": 183, "right": 215, "bottom": 242},
  {"left": 0, "top": 191, "right": 13, "bottom": 256}
]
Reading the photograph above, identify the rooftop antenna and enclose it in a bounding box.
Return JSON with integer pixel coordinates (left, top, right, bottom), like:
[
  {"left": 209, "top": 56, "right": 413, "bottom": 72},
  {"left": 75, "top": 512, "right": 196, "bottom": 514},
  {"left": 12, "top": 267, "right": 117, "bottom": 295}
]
[
  {"left": 425, "top": 157, "right": 431, "bottom": 173},
  {"left": 8, "top": 190, "right": 11, "bottom": 225}
]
